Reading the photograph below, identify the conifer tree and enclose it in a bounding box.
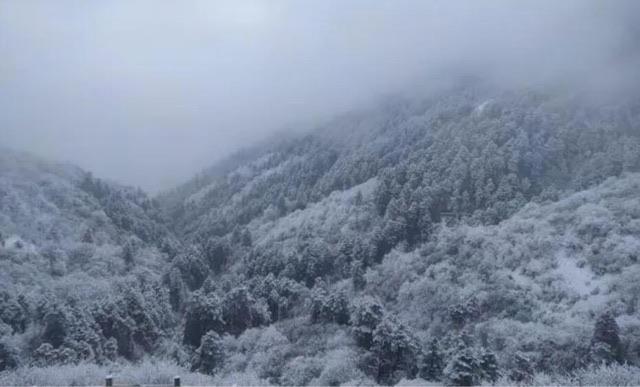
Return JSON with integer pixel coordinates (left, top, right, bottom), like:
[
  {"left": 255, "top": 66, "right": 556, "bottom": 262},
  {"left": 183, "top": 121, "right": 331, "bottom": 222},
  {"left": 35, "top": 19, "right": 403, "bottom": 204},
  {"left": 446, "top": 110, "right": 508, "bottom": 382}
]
[
  {"left": 351, "top": 260, "right": 366, "bottom": 291},
  {"left": 0, "top": 340, "right": 19, "bottom": 371},
  {"left": 591, "top": 311, "right": 624, "bottom": 364},
  {"left": 103, "top": 337, "right": 118, "bottom": 362},
  {"left": 350, "top": 296, "right": 385, "bottom": 349},
  {"left": 192, "top": 331, "right": 225, "bottom": 375},
  {"left": 509, "top": 352, "right": 533, "bottom": 384},
  {"left": 420, "top": 338, "right": 445, "bottom": 381},
  {"left": 371, "top": 315, "right": 419, "bottom": 384},
  {"left": 443, "top": 335, "right": 479, "bottom": 386},
  {"left": 122, "top": 241, "right": 135, "bottom": 271},
  {"left": 479, "top": 349, "right": 500, "bottom": 383}
]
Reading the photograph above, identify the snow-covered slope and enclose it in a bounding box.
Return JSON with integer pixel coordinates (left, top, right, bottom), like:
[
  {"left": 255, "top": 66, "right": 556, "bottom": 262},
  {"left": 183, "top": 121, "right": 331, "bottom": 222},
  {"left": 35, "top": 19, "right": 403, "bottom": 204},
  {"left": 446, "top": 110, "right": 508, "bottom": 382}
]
[
  {"left": 3, "top": 86, "right": 640, "bottom": 384},
  {"left": 0, "top": 149, "right": 174, "bottom": 251},
  {"left": 0, "top": 149, "right": 177, "bottom": 368},
  {"left": 151, "top": 87, "right": 640, "bottom": 384},
  {"left": 379, "top": 174, "right": 640, "bottom": 371}
]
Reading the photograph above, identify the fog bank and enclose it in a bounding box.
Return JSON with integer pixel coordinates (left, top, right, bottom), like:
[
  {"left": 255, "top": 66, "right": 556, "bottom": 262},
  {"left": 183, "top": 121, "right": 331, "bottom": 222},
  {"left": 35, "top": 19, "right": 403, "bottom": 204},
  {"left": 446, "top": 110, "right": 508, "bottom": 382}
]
[{"left": 1, "top": 0, "right": 638, "bottom": 191}]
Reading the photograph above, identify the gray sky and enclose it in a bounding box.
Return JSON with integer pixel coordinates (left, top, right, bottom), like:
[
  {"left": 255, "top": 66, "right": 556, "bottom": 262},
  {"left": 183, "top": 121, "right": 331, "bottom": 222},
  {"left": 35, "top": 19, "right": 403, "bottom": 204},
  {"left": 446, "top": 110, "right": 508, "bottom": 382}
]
[{"left": 1, "top": 1, "right": 638, "bottom": 192}]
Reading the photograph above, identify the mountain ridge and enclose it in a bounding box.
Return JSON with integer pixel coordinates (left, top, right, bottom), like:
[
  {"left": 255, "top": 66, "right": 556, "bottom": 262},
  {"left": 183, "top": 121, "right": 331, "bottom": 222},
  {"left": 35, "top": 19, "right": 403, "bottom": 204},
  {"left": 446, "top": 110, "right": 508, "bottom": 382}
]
[{"left": 2, "top": 86, "right": 640, "bottom": 385}]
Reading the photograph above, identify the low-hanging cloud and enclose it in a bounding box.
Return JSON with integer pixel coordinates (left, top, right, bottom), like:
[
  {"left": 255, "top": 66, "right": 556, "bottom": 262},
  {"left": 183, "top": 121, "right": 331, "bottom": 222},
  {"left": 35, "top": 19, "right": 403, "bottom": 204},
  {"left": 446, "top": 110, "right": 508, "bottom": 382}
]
[{"left": 1, "top": 0, "right": 638, "bottom": 192}]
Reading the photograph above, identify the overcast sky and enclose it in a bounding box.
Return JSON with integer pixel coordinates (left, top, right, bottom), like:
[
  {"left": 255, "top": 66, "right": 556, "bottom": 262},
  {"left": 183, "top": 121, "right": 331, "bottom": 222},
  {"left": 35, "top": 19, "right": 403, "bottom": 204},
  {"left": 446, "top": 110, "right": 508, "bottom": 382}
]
[{"left": 1, "top": 1, "right": 639, "bottom": 192}]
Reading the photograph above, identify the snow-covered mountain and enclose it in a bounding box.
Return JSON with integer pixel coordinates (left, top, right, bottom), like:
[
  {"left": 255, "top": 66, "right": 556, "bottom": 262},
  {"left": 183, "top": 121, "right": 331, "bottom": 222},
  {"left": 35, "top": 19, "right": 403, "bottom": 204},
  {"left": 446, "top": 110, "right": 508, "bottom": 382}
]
[
  {"left": 2, "top": 86, "right": 640, "bottom": 385},
  {"left": 0, "top": 149, "right": 177, "bottom": 368},
  {"left": 154, "top": 86, "right": 640, "bottom": 384}
]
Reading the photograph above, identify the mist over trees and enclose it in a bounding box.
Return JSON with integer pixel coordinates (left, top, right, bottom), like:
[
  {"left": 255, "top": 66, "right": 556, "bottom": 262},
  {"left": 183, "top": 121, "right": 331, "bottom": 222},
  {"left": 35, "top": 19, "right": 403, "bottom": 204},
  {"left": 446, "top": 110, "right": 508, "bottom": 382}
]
[
  {"left": 2, "top": 0, "right": 640, "bottom": 192},
  {"left": 3, "top": 1, "right": 640, "bottom": 386},
  {"left": 2, "top": 84, "right": 640, "bottom": 385}
]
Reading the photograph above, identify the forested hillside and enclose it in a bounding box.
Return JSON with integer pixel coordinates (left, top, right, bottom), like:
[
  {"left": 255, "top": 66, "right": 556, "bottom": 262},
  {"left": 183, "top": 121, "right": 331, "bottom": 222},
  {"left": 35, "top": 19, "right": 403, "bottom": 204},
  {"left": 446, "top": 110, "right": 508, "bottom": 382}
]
[
  {"left": 3, "top": 86, "right": 640, "bottom": 385},
  {"left": 0, "top": 149, "right": 179, "bottom": 372},
  {"left": 154, "top": 87, "right": 640, "bottom": 385}
]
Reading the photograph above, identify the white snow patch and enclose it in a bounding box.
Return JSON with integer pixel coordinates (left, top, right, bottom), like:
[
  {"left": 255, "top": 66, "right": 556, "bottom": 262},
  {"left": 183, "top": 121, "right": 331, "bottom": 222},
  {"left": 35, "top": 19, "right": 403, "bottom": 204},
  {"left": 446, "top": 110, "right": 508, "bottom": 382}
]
[
  {"left": 229, "top": 156, "right": 304, "bottom": 205},
  {"left": 233, "top": 165, "right": 253, "bottom": 178},
  {"left": 185, "top": 181, "right": 218, "bottom": 205},
  {"left": 475, "top": 99, "right": 494, "bottom": 115},
  {"left": 554, "top": 252, "right": 597, "bottom": 297},
  {"left": 3, "top": 235, "right": 36, "bottom": 253},
  {"left": 250, "top": 178, "right": 377, "bottom": 245}
]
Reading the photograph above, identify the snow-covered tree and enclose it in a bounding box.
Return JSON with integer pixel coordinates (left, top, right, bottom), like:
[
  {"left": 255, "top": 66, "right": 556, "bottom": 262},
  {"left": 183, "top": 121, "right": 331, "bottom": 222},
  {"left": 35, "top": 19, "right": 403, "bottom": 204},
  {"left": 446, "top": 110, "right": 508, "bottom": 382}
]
[
  {"left": 479, "top": 348, "right": 500, "bottom": 383},
  {"left": 443, "top": 335, "right": 480, "bottom": 386},
  {"left": 370, "top": 315, "right": 419, "bottom": 384},
  {"left": 191, "top": 331, "right": 224, "bottom": 375},
  {"left": 420, "top": 338, "right": 445, "bottom": 381},
  {"left": 350, "top": 296, "right": 385, "bottom": 349},
  {"left": 591, "top": 311, "right": 624, "bottom": 364},
  {"left": 509, "top": 352, "right": 533, "bottom": 384}
]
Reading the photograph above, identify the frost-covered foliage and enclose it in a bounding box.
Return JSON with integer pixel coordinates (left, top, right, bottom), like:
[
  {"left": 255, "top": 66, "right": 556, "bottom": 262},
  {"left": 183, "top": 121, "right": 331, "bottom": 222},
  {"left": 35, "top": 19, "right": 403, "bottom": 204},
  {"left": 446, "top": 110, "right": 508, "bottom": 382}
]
[
  {"left": 518, "top": 363, "right": 640, "bottom": 386},
  {"left": 0, "top": 359, "right": 217, "bottom": 386},
  {"left": 0, "top": 150, "right": 177, "bottom": 371},
  {"left": 3, "top": 86, "right": 640, "bottom": 385}
]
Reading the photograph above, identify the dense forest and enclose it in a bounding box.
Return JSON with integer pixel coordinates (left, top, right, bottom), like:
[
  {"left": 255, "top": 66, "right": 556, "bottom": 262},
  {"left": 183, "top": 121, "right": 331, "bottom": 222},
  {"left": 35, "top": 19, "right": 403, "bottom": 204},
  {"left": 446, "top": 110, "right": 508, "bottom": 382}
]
[{"left": 2, "top": 86, "right": 640, "bottom": 385}]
